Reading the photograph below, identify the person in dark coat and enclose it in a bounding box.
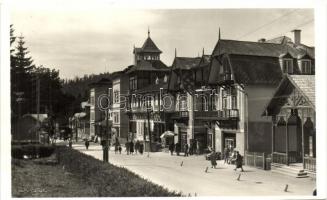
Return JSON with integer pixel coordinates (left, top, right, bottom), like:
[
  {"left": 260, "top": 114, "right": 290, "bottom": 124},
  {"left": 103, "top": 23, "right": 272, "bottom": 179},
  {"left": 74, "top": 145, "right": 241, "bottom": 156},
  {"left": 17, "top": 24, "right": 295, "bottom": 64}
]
[
  {"left": 85, "top": 139, "right": 89, "bottom": 150},
  {"left": 169, "top": 143, "right": 174, "bottom": 155},
  {"left": 184, "top": 143, "right": 189, "bottom": 157},
  {"left": 234, "top": 151, "right": 244, "bottom": 172},
  {"left": 125, "top": 142, "right": 130, "bottom": 155},
  {"left": 118, "top": 145, "right": 122, "bottom": 154},
  {"left": 135, "top": 140, "right": 140, "bottom": 154},
  {"left": 139, "top": 143, "right": 144, "bottom": 155},
  {"left": 130, "top": 141, "right": 134, "bottom": 155},
  {"left": 175, "top": 142, "right": 181, "bottom": 156},
  {"left": 210, "top": 151, "right": 217, "bottom": 168}
]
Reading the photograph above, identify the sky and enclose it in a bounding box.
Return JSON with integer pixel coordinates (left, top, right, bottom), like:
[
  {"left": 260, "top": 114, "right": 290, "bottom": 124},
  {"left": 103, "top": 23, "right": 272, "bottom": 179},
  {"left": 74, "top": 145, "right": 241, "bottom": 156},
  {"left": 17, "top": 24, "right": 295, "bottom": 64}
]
[{"left": 10, "top": 0, "right": 314, "bottom": 79}]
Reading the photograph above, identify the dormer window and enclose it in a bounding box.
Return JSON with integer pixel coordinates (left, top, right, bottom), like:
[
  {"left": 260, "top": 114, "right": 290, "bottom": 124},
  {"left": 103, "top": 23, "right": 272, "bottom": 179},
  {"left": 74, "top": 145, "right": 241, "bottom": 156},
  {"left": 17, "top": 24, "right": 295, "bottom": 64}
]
[
  {"left": 301, "top": 60, "right": 312, "bottom": 74},
  {"left": 282, "top": 59, "right": 293, "bottom": 74}
]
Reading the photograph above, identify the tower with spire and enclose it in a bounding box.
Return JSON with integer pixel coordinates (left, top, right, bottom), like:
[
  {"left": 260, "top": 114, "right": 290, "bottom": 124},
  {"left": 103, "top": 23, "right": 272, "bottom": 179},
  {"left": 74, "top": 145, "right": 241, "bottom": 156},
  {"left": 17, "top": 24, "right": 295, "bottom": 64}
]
[{"left": 133, "top": 28, "right": 162, "bottom": 65}]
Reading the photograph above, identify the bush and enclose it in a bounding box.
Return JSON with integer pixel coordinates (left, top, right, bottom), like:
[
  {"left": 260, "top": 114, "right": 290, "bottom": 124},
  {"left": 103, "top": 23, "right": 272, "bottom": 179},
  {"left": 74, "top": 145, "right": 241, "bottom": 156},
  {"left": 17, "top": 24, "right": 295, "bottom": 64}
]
[
  {"left": 57, "top": 146, "right": 181, "bottom": 197},
  {"left": 12, "top": 144, "right": 55, "bottom": 159}
]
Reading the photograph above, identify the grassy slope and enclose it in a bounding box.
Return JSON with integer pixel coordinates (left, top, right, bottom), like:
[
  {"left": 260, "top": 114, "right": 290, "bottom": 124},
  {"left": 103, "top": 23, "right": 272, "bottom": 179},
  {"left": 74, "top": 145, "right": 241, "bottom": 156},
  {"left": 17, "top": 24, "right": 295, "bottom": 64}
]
[{"left": 12, "top": 159, "right": 96, "bottom": 197}]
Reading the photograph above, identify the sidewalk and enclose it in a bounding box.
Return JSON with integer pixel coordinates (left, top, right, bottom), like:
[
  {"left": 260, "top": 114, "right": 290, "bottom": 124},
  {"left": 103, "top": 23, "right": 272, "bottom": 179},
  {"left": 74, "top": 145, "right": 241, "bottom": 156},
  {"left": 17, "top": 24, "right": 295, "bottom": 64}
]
[{"left": 72, "top": 142, "right": 316, "bottom": 196}]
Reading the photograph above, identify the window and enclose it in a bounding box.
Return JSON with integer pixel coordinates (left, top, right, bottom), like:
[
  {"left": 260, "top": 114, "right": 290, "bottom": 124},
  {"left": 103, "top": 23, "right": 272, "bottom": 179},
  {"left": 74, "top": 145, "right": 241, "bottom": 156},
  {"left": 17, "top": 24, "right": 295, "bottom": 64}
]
[
  {"left": 129, "top": 77, "right": 137, "bottom": 90},
  {"left": 90, "top": 110, "right": 95, "bottom": 121},
  {"left": 113, "top": 113, "right": 119, "bottom": 123},
  {"left": 114, "top": 91, "right": 119, "bottom": 103},
  {"left": 222, "top": 90, "right": 227, "bottom": 109},
  {"left": 302, "top": 60, "right": 312, "bottom": 74},
  {"left": 282, "top": 59, "right": 293, "bottom": 74},
  {"left": 231, "top": 96, "right": 237, "bottom": 109}
]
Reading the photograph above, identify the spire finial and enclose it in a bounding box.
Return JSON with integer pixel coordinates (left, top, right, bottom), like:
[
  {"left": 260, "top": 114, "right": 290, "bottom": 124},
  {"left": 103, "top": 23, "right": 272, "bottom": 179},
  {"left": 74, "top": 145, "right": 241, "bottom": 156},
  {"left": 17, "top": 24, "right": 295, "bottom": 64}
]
[
  {"left": 148, "top": 26, "right": 150, "bottom": 37},
  {"left": 218, "top": 27, "right": 221, "bottom": 40},
  {"left": 175, "top": 48, "right": 177, "bottom": 58},
  {"left": 202, "top": 48, "right": 205, "bottom": 56}
]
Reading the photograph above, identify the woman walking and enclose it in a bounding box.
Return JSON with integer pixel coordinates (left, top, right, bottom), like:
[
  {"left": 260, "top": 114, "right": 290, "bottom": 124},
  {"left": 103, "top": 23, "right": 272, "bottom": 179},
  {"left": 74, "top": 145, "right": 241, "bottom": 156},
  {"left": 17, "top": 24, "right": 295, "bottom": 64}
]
[
  {"left": 210, "top": 151, "right": 217, "bottom": 168},
  {"left": 234, "top": 151, "right": 244, "bottom": 172}
]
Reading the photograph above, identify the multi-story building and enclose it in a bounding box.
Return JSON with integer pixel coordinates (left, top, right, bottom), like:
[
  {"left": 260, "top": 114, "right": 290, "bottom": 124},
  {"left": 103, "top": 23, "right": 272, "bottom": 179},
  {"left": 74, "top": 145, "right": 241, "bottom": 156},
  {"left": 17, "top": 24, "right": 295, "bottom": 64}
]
[
  {"left": 126, "top": 30, "right": 170, "bottom": 150},
  {"left": 207, "top": 29, "right": 315, "bottom": 157},
  {"left": 110, "top": 70, "right": 130, "bottom": 143},
  {"left": 89, "top": 78, "right": 112, "bottom": 139}
]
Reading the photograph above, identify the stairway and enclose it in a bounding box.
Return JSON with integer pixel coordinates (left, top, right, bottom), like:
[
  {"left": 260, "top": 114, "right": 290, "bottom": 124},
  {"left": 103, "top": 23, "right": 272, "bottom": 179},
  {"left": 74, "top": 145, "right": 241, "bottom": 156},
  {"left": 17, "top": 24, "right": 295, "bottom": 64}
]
[{"left": 271, "top": 163, "right": 309, "bottom": 178}]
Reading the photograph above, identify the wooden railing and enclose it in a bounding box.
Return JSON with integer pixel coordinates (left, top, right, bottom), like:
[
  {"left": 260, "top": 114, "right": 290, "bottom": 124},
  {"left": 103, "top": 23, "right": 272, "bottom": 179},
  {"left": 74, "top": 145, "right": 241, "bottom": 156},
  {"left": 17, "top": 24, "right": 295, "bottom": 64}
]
[
  {"left": 245, "top": 151, "right": 270, "bottom": 170},
  {"left": 194, "top": 111, "right": 218, "bottom": 119},
  {"left": 304, "top": 157, "right": 316, "bottom": 172},
  {"left": 171, "top": 111, "right": 189, "bottom": 119},
  {"left": 218, "top": 109, "right": 239, "bottom": 119},
  {"left": 272, "top": 152, "right": 287, "bottom": 165}
]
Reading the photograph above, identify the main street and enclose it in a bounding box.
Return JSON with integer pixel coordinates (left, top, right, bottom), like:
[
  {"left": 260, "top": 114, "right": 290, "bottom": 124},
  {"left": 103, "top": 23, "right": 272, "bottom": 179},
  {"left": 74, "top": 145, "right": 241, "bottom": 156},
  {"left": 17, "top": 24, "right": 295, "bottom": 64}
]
[{"left": 72, "top": 142, "right": 315, "bottom": 196}]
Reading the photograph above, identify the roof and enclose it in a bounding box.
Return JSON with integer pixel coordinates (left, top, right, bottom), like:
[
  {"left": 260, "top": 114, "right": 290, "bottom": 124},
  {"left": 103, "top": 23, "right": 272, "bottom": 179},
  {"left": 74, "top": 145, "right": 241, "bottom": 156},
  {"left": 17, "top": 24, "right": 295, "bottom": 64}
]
[
  {"left": 263, "top": 74, "right": 315, "bottom": 116},
  {"left": 126, "top": 60, "right": 169, "bottom": 74},
  {"left": 229, "top": 54, "right": 283, "bottom": 85},
  {"left": 139, "top": 37, "right": 162, "bottom": 53},
  {"left": 265, "top": 36, "right": 292, "bottom": 44},
  {"left": 89, "top": 78, "right": 112, "bottom": 87},
  {"left": 212, "top": 39, "right": 314, "bottom": 59},
  {"left": 198, "top": 55, "right": 211, "bottom": 68},
  {"left": 172, "top": 57, "right": 202, "bottom": 70},
  {"left": 288, "top": 75, "right": 315, "bottom": 107}
]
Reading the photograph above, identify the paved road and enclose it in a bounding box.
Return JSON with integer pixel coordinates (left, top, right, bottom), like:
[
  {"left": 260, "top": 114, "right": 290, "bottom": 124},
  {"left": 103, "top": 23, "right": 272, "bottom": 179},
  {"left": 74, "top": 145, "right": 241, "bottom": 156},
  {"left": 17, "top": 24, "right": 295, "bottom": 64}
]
[{"left": 72, "top": 142, "right": 316, "bottom": 196}]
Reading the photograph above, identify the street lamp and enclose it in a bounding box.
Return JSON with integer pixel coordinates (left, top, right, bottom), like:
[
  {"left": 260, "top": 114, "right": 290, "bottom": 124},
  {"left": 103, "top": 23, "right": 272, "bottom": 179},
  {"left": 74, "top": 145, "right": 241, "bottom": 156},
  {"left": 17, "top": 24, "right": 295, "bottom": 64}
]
[{"left": 146, "top": 97, "right": 153, "bottom": 157}]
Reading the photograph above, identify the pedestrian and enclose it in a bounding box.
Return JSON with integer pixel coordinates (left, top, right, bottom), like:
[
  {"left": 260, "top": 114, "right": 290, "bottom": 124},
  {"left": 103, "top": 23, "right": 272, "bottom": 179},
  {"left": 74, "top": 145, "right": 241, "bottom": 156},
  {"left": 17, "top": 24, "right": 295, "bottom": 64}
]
[
  {"left": 224, "top": 147, "right": 230, "bottom": 164},
  {"left": 125, "top": 141, "right": 130, "bottom": 155},
  {"left": 234, "top": 151, "right": 244, "bottom": 172},
  {"left": 135, "top": 140, "right": 140, "bottom": 154},
  {"left": 184, "top": 143, "right": 189, "bottom": 157},
  {"left": 175, "top": 142, "right": 181, "bottom": 156},
  {"left": 118, "top": 145, "right": 122, "bottom": 154},
  {"left": 169, "top": 143, "right": 174, "bottom": 155},
  {"left": 68, "top": 138, "right": 72, "bottom": 148},
  {"left": 85, "top": 139, "right": 89, "bottom": 150},
  {"left": 130, "top": 141, "right": 134, "bottom": 155},
  {"left": 189, "top": 142, "right": 194, "bottom": 155},
  {"left": 139, "top": 143, "right": 144, "bottom": 155},
  {"left": 210, "top": 151, "right": 217, "bottom": 168}
]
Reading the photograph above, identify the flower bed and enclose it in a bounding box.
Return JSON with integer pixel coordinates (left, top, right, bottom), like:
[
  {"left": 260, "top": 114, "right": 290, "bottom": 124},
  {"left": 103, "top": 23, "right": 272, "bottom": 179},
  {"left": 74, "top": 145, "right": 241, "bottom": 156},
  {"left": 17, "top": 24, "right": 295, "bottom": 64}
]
[{"left": 57, "top": 146, "right": 181, "bottom": 197}]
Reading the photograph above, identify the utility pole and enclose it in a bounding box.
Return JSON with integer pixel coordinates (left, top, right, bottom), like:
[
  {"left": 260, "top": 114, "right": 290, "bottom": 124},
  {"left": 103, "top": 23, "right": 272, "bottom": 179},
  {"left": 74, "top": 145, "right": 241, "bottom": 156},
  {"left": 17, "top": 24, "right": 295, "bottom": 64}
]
[
  {"left": 103, "top": 88, "right": 111, "bottom": 163},
  {"left": 146, "top": 97, "right": 152, "bottom": 156},
  {"left": 36, "top": 77, "right": 40, "bottom": 143}
]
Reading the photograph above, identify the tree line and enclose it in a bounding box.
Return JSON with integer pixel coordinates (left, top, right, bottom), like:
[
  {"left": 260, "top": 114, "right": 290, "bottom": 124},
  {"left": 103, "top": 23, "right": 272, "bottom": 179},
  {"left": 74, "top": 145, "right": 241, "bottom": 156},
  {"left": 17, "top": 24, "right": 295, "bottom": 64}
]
[{"left": 10, "top": 25, "right": 79, "bottom": 128}]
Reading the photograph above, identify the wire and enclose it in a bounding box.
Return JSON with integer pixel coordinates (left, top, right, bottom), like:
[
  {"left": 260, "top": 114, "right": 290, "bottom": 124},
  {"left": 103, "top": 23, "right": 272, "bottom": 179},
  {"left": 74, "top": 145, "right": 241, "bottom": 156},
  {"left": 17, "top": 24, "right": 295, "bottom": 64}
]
[{"left": 237, "top": 9, "right": 299, "bottom": 40}]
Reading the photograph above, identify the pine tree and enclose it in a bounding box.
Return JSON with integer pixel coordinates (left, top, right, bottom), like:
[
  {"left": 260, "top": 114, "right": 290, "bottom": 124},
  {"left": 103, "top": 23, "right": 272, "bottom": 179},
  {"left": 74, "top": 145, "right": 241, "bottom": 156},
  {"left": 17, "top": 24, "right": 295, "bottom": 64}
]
[{"left": 13, "top": 34, "right": 35, "bottom": 114}]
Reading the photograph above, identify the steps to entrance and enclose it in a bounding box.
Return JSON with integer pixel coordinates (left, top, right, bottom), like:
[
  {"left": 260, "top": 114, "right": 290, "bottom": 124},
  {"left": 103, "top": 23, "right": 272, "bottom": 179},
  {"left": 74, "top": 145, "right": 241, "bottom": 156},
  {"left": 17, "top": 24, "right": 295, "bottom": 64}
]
[{"left": 271, "top": 163, "right": 309, "bottom": 178}]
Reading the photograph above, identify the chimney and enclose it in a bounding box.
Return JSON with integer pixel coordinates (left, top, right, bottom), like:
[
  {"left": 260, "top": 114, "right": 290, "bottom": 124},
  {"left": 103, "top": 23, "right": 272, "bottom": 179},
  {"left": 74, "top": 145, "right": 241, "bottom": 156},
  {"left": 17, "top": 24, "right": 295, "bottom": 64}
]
[
  {"left": 292, "top": 29, "right": 301, "bottom": 45},
  {"left": 258, "top": 38, "right": 266, "bottom": 43}
]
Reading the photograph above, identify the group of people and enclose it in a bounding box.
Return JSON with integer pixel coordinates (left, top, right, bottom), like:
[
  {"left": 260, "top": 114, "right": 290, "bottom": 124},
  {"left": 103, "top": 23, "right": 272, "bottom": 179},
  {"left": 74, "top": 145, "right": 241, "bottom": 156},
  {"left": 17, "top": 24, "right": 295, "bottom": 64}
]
[
  {"left": 222, "top": 147, "right": 244, "bottom": 171},
  {"left": 125, "top": 140, "right": 144, "bottom": 155},
  {"left": 168, "top": 142, "right": 202, "bottom": 157}
]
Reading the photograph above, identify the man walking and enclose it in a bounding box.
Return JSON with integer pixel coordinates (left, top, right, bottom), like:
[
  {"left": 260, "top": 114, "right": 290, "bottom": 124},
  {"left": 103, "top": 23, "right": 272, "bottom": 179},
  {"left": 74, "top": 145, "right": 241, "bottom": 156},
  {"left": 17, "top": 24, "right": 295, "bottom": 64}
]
[
  {"left": 184, "top": 143, "right": 189, "bottom": 157},
  {"left": 234, "top": 151, "right": 244, "bottom": 172}
]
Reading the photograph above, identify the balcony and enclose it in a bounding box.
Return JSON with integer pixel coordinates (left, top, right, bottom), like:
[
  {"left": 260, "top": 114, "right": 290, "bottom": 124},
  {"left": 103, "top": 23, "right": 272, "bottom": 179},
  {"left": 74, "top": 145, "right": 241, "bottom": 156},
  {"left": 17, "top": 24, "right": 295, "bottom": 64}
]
[
  {"left": 218, "top": 73, "right": 234, "bottom": 85},
  {"left": 194, "top": 109, "right": 239, "bottom": 120},
  {"left": 171, "top": 111, "right": 189, "bottom": 119}
]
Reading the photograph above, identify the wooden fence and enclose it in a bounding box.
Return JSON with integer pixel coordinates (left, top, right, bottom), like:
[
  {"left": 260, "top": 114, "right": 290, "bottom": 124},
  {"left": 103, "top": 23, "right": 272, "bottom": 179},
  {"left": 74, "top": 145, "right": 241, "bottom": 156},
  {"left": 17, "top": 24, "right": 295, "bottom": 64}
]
[
  {"left": 245, "top": 151, "right": 271, "bottom": 170},
  {"left": 304, "top": 157, "right": 316, "bottom": 172}
]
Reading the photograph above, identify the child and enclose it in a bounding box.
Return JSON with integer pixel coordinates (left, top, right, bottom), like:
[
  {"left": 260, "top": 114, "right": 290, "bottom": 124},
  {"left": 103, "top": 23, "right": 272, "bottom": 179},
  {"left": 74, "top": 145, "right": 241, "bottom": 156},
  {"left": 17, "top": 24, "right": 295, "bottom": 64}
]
[{"left": 118, "top": 146, "right": 122, "bottom": 154}]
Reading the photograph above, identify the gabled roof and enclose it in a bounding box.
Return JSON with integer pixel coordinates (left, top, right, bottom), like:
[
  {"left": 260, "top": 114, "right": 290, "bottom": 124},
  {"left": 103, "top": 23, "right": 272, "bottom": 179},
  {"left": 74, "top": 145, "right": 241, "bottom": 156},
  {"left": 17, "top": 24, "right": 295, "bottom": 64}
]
[
  {"left": 263, "top": 74, "right": 315, "bottom": 116},
  {"left": 197, "top": 55, "right": 211, "bottom": 68},
  {"left": 172, "top": 57, "right": 202, "bottom": 70},
  {"left": 229, "top": 54, "right": 283, "bottom": 85},
  {"left": 89, "top": 78, "right": 112, "bottom": 87},
  {"left": 288, "top": 75, "right": 315, "bottom": 107},
  {"left": 140, "top": 37, "right": 162, "bottom": 53},
  {"left": 212, "top": 39, "right": 314, "bottom": 59},
  {"left": 126, "top": 60, "right": 169, "bottom": 74}
]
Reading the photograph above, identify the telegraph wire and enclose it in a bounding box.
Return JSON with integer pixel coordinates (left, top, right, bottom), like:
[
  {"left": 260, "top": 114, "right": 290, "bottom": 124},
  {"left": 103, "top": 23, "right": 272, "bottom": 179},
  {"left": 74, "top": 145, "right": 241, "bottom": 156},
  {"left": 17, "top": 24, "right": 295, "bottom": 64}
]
[{"left": 237, "top": 9, "right": 299, "bottom": 40}]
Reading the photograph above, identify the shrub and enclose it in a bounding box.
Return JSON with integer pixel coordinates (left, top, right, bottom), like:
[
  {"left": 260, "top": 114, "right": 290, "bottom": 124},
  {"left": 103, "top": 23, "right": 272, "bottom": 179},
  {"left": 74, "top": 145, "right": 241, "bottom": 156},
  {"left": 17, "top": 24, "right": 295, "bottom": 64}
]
[
  {"left": 57, "top": 146, "right": 181, "bottom": 197},
  {"left": 12, "top": 144, "right": 55, "bottom": 159}
]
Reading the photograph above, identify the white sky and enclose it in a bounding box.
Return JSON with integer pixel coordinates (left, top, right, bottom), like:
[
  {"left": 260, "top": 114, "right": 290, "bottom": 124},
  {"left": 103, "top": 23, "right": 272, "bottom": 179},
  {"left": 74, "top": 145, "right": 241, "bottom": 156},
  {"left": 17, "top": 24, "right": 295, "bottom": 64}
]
[{"left": 10, "top": 0, "right": 314, "bottom": 79}]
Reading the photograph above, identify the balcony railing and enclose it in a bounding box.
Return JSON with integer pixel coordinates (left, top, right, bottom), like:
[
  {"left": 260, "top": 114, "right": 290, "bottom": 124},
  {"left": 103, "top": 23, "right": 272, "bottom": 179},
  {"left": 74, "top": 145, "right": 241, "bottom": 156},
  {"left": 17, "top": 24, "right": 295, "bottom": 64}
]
[
  {"left": 171, "top": 111, "right": 189, "bottom": 119},
  {"left": 304, "top": 157, "right": 316, "bottom": 172},
  {"left": 218, "top": 73, "right": 234, "bottom": 85},
  {"left": 218, "top": 109, "right": 239, "bottom": 119}
]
